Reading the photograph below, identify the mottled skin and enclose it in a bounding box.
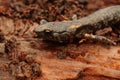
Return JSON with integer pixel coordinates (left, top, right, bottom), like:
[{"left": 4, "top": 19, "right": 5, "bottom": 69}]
[{"left": 35, "top": 5, "right": 120, "bottom": 44}]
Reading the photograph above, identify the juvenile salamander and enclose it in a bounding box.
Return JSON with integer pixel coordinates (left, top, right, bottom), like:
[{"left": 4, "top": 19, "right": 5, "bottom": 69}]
[{"left": 35, "top": 5, "right": 120, "bottom": 44}]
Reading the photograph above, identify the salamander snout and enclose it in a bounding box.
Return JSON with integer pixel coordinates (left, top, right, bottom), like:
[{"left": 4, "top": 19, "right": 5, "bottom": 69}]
[{"left": 35, "top": 25, "right": 54, "bottom": 39}]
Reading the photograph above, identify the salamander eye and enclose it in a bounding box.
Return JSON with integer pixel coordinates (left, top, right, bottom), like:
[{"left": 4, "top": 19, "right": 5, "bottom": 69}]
[{"left": 44, "top": 29, "right": 53, "bottom": 33}]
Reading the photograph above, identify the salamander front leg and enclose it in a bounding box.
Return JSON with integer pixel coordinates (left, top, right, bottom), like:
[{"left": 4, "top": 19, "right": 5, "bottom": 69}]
[{"left": 82, "top": 34, "right": 116, "bottom": 45}]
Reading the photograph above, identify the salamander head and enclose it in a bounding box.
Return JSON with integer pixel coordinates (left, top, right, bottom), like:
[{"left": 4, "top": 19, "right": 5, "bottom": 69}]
[{"left": 35, "top": 21, "right": 77, "bottom": 43}]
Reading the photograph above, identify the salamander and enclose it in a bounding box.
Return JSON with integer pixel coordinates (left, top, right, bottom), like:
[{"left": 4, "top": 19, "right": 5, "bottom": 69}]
[{"left": 35, "top": 5, "right": 120, "bottom": 45}]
